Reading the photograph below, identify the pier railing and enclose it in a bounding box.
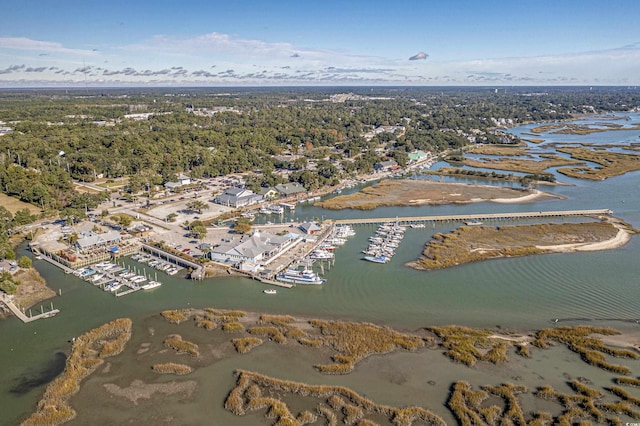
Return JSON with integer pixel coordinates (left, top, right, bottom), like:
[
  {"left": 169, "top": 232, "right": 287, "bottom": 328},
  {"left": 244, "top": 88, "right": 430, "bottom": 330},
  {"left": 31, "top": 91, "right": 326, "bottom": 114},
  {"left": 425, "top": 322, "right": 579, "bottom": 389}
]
[{"left": 331, "top": 209, "right": 613, "bottom": 226}]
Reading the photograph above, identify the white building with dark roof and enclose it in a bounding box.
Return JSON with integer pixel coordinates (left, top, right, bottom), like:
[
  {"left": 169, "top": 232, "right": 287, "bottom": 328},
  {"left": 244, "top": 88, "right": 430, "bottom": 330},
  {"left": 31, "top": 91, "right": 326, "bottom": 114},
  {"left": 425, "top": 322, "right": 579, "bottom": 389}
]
[
  {"left": 209, "top": 230, "right": 301, "bottom": 266},
  {"left": 214, "top": 187, "right": 263, "bottom": 208},
  {"left": 75, "top": 230, "right": 122, "bottom": 252}
]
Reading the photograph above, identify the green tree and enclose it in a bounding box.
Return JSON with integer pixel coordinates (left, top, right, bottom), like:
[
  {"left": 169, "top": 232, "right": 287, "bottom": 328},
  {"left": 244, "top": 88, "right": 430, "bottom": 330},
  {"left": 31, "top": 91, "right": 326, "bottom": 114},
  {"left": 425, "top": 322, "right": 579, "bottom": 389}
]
[
  {"left": 18, "top": 255, "right": 32, "bottom": 269},
  {"left": 234, "top": 217, "right": 252, "bottom": 234},
  {"left": 0, "top": 278, "right": 17, "bottom": 295}
]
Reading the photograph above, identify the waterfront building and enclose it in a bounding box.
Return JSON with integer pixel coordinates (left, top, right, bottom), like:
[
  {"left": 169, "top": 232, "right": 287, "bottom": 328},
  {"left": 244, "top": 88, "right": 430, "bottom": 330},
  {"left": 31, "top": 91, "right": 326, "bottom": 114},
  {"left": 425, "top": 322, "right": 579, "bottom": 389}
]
[
  {"left": 209, "top": 230, "right": 301, "bottom": 266},
  {"left": 214, "top": 187, "right": 263, "bottom": 208},
  {"left": 75, "top": 230, "right": 122, "bottom": 252},
  {"left": 298, "top": 222, "right": 322, "bottom": 235},
  {"left": 274, "top": 182, "right": 307, "bottom": 197}
]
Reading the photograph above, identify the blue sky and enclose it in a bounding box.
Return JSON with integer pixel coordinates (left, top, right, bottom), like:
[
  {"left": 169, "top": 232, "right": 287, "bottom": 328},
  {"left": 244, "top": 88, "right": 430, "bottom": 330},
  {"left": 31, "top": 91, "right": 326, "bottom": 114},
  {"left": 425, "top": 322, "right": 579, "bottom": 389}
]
[{"left": 1, "top": 0, "right": 639, "bottom": 86}]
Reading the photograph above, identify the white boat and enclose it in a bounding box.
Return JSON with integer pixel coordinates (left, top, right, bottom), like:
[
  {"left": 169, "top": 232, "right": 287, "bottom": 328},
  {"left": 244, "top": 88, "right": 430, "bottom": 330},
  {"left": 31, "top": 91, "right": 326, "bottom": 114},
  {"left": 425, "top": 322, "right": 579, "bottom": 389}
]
[
  {"left": 276, "top": 266, "right": 325, "bottom": 285},
  {"left": 130, "top": 275, "right": 147, "bottom": 283},
  {"left": 363, "top": 255, "right": 389, "bottom": 264},
  {"left": 166, "top": 267, "right": 179, "bottom": 275},
  {"left": 263, "top": 289, "right": 277, "bottom": 294},
  {"left": 309, "top": 250, "right": 333, "bottom": 260},
  {"left": 465, "top": 220, "right": 483, "bottom": 226},
  {"left": 90, "top": 274, "right": 104, "bottom": 282},
  {"left": 142, "top": 281, "right": 162, "bottom": 290}
]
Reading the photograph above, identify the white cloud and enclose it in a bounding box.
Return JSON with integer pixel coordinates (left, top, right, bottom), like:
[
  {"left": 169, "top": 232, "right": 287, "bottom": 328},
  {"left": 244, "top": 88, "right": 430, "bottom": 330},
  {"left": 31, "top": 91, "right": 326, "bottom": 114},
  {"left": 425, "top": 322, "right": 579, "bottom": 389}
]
[{"left": 0, "top": 37, "right": 98, "bottom": 56}]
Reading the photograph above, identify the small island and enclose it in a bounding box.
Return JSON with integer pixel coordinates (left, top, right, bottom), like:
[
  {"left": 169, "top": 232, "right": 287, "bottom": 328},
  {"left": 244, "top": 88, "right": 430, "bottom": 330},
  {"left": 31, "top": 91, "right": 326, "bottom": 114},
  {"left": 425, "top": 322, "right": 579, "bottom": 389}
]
[
  {"left": 316, "top": 179, "right": 561, "bottom": 210},
  {"left": 407, "top": 218, "right": 636, "bottom": 271}
]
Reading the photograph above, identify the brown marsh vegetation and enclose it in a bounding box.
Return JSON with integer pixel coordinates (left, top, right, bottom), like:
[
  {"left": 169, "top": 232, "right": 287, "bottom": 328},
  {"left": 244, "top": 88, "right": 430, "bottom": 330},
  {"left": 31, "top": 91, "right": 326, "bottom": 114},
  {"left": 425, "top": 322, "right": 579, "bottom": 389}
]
[
  {"left": 533, "top": 326, "right": 638, "bottom": 375},
  {"left": 317, "top": 179, "right": 538, "bottom": 210},
  {"left": 151, "top": 362, "right": 193, "bottom": 375},
  {"left": 408, "top": 221, "right": 623, "bottom": 271},
  {"left": 225, "top": 369, "right": 446, "bottom": 425},
  {"left": 556, "top": 146, "right": 640, "bottom": 180},
  {"left": 21, "top": 318, "right": 132, "bottom": 426}
]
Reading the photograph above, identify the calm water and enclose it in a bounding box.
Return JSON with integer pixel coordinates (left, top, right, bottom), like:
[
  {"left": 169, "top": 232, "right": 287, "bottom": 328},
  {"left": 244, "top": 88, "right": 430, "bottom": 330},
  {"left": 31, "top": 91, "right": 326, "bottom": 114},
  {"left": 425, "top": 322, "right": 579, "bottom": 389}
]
[{"left": 2, "top": 114, "right": 640, "bottom": 424}]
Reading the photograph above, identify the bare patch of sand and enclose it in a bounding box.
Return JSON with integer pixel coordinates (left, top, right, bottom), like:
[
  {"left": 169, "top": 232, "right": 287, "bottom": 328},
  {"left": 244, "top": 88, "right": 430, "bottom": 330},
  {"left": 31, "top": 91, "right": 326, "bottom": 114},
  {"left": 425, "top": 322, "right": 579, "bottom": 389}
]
[{"left": 104, "top": 379, "right": 197, "bottom": 405}]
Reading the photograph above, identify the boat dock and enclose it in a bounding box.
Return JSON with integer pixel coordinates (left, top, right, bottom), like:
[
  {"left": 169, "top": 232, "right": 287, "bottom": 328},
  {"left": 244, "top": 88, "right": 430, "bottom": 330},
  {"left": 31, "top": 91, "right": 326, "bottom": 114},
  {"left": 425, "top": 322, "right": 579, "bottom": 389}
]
[
  {"left": 332, "top": 209, "right": 613, "bottom": 226},
  {"left": 139, "top": 243, "right": 205, "bottom": 280},
  {"left": 0, "top": 293, "right": 59, "bottom": 323}
]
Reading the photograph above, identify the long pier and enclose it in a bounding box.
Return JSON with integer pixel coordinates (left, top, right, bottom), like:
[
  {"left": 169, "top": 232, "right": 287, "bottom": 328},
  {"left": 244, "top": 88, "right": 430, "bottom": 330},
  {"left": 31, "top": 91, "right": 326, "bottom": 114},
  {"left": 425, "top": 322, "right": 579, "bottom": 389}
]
[{"left": 332, "top": 209, "right": 613, "bottom": 226}]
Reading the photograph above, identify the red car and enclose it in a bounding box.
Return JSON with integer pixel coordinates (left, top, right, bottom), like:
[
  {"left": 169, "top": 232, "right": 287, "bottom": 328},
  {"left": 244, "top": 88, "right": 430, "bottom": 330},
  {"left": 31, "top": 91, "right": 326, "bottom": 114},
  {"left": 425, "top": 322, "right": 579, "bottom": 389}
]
[{"left": 182, "top": 248, "right": 191, "bottom": 253}]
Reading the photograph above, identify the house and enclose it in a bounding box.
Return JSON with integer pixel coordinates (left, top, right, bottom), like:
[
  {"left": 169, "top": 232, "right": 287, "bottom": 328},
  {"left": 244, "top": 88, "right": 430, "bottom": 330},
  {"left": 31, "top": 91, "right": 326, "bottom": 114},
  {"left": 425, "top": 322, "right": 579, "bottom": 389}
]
[
  {"left": 408, "top": 150, "right": 429, "bottom": 163},
  {"left": 258, "top": 187, "right": 279, "bottom": 200},
  {"left": 164, "top": 173, "right": 192, "bottom": 192},
  {"left": 298, "top": 222, "right": 323, "bottom": 235},
  {"left": 214, "top": 187, "right": 263, "bottom": 208},
  {"left": 209, "top": 230, "right": 301, "bottom": 265},
  {"left": 374, "top": 160, "right": 398, "bottom": 172},
  {"left": 275, "top": 182, "right": 307, "bottom": 197},
  {"left": 75, "top": 230, "right": 122, "bottom": 252}
]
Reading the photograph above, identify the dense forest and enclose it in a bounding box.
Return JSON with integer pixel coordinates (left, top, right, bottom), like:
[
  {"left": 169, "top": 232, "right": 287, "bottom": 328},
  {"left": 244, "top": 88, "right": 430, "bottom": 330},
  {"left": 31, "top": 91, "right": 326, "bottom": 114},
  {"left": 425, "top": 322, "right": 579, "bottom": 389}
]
[{"left": 0, "top": 86, "right": 639, "bottom": 218}]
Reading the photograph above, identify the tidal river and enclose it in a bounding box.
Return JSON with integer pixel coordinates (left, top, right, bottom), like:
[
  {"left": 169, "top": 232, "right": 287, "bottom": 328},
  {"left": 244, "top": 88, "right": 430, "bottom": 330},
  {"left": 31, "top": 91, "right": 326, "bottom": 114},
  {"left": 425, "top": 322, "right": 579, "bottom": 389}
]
[{"left": 2, "top": 114, "right": 640, "bottom": 424}]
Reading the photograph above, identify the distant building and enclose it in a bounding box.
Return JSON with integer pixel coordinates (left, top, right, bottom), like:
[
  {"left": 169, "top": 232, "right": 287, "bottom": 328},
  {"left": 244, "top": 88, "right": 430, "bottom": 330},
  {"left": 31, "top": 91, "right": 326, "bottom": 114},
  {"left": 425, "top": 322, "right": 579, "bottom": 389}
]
[
  {"left": 274, "top": 182, "right": 307, "bottom": 197},
  {"left": 408, "top": 150, "right": 429, "bottom": 162},
  {"left": 298, "top": 222, "right": 322, "bottom": 235},
  {"left": 258, "top": 187, "right": 279, "bottom": 200},
  {"left": 214, "top": 187, "right": 262, "bottom": 208},
  {"left": 164, "top": 173, "right": 192, "bottom": 192},
  {"left": 374, "top": 160, "right": 398, "bottom": 172}
]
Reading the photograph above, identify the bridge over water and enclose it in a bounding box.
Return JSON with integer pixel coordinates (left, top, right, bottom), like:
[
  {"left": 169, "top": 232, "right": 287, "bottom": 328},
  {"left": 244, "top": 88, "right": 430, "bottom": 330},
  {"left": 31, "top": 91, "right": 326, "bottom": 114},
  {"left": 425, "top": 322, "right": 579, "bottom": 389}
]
[{"left": 332, "top": 209, "right": 613, "bottom": 226}]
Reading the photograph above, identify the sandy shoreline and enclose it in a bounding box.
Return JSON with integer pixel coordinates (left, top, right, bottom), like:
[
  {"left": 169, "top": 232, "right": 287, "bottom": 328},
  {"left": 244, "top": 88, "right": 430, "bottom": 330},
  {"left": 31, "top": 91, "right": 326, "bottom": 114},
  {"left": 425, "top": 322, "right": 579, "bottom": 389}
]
[
  {"left": 492, "top": 189, "right": 562, "bottom": 204},
  {"left": 536, "top": 226, "right": 632, "bottom": 252}
]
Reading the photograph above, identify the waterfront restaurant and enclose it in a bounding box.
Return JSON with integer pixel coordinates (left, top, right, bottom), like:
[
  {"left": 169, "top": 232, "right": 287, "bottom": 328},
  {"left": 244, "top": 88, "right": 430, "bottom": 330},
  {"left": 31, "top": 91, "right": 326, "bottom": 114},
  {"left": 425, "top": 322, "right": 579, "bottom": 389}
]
[
  {"left": 209, "top": 230, "right": 300, "bottom": 266},
  {"left": 74, "top": 230, "right": 122, "bottom": 253}
]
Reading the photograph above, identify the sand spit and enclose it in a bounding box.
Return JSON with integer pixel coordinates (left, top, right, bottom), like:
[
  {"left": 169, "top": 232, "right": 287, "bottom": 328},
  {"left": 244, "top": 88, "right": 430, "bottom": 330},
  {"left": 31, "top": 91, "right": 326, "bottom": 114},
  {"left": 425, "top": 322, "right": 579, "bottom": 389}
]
[{"left": 103, "top": 379, "right": 197, "bottom": 405}]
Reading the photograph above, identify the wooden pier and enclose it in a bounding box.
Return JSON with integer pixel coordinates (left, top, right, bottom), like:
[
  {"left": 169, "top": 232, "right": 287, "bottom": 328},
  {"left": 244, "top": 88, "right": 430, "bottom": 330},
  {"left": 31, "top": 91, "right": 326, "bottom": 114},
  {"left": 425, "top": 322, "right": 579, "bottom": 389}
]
[
  {"left": 332, "top": 209, "right": 613, "bottom": 226},
  {"left": 140, "top": 243, "right": 205, "bottom": 280},
  {"left": 0, "top": 293, "right": 59, "bottom": 323}
]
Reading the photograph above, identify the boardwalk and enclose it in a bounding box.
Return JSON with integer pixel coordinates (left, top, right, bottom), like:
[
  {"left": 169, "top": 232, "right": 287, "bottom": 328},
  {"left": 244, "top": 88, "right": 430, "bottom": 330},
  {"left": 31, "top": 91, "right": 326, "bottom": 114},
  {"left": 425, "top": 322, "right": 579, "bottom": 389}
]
[
  {"left": 0, "top": 293, "right": 59, "bottom": 323},
  {"left": 332, "top": 209, "right": 613, "bottom": 226}
]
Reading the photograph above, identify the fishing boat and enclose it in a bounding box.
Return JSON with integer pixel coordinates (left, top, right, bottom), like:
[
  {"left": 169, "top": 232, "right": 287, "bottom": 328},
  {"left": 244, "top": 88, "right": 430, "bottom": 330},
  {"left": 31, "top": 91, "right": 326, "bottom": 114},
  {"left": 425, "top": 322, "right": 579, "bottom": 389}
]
[
  {"left": 142, "top": 281, "right": 162, "bottom": 290},
  {"left": 276, "top": 266, "right": 325, "bottom": 285},
  {"left": 363, "top": 254, "right": 389, "bottom": 264},
  {"left": 263, "top": 289, "right": 277, "bottom": 294}
]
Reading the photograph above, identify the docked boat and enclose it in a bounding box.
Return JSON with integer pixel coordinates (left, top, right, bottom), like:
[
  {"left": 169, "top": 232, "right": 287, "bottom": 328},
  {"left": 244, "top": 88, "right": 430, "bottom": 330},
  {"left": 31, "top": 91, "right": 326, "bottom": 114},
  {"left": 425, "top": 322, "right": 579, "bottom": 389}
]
[
  {"left": 309, "top": 250, "right": 333, "bottom": 260},
  {"left": 130, "top": 275, "right": 148, "bottom": 284},
  {"left": 142, "top": 281, "right": 162, "bottom": 290},
  {"left": 363, "top": 254, "right": 389, "bottom": 264},
  {"left": 263, "top": 289, "right": 277, "bottom": 294},
  {"left": 276, "top": 266, "right": 325, "bottom": 285}
]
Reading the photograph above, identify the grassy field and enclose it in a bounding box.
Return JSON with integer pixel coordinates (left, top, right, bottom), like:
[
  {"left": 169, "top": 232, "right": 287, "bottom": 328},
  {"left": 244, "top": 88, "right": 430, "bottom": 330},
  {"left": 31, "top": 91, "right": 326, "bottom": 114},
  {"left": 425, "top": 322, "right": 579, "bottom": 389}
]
[{"left": 0, "top": 193, "right": 41, "bottom": 215}]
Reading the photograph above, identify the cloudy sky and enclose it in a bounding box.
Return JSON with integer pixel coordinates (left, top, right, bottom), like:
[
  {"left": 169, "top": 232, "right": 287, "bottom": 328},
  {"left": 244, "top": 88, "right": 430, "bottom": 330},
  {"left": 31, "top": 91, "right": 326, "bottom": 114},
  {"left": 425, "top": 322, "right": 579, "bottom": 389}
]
[{"left": 1, "top": 0, "right": 639, "bottom": 87}]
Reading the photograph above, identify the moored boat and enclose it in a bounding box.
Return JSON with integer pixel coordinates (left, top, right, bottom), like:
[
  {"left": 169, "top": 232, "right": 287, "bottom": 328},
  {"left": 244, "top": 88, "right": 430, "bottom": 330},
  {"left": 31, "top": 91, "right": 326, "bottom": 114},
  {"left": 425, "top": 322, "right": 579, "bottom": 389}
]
[{"left": 276, "top": 266, "right": 325, "bottom": 285}]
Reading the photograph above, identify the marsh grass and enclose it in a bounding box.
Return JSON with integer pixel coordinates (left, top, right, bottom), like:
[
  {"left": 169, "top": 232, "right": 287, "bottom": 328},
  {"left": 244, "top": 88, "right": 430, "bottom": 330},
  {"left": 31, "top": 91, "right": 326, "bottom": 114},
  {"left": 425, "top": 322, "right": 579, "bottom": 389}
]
[
  {"left": 163, "top": 335, "right": 199, "bottom": 357},
  {"left": 411, "top": 222, "right": 621, "bottom": 271},
  {"left": 308, "top": 319, "right": 425, "bottom": 374},
  {"left": 556, "top": 146, "right": 640, "bottom": 180},
  {"left": 533, "top": 326, "right": 637, "bottom": 374},
  {"left": 232, "top": 337, "right": 264, "bottom": 354},
  {"left": 161, "top": 309, "right": 191, "bottom": 324},
  {"left": 534, "top": 380, "right": 640, "bottom": 423},
  {"left": 21, "top": 318, "right": 132, "bottom": 426},
  {"left": 151, "top": 363, "right": 193, "bottom": 375},
  {"left": 224, "top": 370, "right": 445, "bottom": 425},
  {"left": 459, "top": 155, "right": 582, "bottom": 175},
  {"left": 429, "top": 325, "right": 507, "bottom": 366}
]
